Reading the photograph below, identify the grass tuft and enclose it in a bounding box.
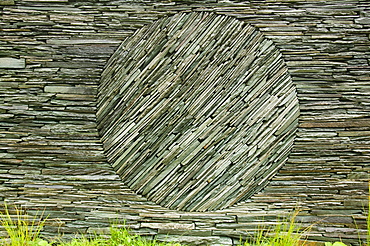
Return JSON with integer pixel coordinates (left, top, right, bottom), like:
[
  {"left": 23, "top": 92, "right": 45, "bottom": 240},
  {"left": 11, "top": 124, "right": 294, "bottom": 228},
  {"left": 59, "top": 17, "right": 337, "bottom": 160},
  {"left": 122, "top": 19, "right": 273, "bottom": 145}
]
[
  {"left": 0, "top": 202, "right": 48, "bottom": 246},
  {"left": 239, "top": 209, "right": 312, "bottom": 246},
  {"left": 59, "top": 226, "right": 181, "bottom": 246}
]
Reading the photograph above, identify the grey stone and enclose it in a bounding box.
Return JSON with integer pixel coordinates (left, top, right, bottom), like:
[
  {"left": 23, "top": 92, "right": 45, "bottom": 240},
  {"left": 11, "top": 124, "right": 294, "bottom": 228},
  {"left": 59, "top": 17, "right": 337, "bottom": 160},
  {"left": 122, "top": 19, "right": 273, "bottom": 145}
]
[
  {"left": 140, "top": 223, "right": 195, "bottom": 230},
  {"left": 355, "top": 17, "right": 370, "bottom": 24},
  {"left": 0, "top": 58, "right": 25, "bottom": 68},
  {"left": 155, "top": 234, "right": 233, "bottom": 246},
  {"left": 44, "top": 86, "right": 96, "bottom": 95},
  {"left": 47, "top": 39, "right": 121, "bottom": 45},
  {"left": 0, "top": 0, "right": 14, "bottom": 5}
]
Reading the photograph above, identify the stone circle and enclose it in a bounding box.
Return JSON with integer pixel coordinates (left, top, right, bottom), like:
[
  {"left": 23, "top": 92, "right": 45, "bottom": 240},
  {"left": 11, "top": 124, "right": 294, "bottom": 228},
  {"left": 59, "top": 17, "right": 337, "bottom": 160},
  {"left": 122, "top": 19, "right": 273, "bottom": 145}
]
[{"left": 97, "top": 12, "right": 300, "bottom": 212}]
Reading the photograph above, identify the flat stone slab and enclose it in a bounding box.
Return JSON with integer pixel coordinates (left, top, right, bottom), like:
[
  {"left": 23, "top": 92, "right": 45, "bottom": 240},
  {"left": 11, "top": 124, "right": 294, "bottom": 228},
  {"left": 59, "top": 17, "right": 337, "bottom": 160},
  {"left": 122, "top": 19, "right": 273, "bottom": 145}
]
[{"left": 0, "top": 58, "right": 25, "bottom": 68}]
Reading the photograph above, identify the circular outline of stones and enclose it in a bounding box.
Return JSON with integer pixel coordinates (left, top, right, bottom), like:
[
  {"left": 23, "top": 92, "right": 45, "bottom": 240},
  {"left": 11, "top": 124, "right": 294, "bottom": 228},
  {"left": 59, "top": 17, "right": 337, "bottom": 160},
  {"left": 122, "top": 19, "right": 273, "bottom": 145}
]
[{"left": 97, "top": 12, "right": 300, "bottom": 212}]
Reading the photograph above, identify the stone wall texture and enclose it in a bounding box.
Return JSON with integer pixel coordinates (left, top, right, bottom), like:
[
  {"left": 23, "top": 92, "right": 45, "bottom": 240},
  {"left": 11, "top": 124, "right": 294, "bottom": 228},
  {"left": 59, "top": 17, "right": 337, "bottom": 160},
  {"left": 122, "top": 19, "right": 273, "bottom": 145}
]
[{"left": 0, "top": 0, "right": 369, "bottom": 245}]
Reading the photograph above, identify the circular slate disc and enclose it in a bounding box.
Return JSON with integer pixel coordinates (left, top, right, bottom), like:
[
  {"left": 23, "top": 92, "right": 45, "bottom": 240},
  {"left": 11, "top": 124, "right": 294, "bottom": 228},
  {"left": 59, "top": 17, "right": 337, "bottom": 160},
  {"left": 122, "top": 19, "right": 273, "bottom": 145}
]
[{"left": 97, "top": 12, "right": 300, "bottom": 212}]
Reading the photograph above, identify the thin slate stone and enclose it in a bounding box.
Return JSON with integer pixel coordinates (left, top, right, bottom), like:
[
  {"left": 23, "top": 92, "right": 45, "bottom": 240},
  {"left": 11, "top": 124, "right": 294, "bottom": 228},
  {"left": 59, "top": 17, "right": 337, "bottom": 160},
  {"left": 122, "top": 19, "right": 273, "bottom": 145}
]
[
  {"left": 0, "top": 58, "right": 26, "bottom": 68},
  {"left": 97, "top": 12, "right": 299, "bottom": 212}
]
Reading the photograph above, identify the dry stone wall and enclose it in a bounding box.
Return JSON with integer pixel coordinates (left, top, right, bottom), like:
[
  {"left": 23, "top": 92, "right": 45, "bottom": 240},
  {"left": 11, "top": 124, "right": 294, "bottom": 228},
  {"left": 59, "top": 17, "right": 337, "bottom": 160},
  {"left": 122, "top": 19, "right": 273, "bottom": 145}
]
[{"left": 0, "top": 0, "right": 369, "bottom": 245}]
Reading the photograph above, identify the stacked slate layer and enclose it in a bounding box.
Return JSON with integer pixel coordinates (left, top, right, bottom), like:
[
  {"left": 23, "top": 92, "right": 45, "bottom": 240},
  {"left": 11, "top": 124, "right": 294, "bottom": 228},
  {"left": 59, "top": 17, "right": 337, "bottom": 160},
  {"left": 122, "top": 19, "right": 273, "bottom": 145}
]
[
  {"left": 0, "top": 0, "right": 369, "bottom": 245},
  {"left": 97, "top": 12, "right": 299, "bottom": 212}
]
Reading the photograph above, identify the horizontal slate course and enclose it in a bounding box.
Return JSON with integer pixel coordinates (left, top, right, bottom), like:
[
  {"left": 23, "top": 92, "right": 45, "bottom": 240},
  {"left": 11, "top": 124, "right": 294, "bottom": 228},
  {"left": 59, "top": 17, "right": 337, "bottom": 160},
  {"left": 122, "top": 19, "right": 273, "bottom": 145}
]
[{"left": 0, "top": 0, "right": 369, "bottom": 245}]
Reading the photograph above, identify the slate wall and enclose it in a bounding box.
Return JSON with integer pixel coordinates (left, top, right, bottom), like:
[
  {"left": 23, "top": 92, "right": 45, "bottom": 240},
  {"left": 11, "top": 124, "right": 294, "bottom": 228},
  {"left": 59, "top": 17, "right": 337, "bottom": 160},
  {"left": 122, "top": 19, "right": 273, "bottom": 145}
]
[{"left": 0, "top": 0, "right": 369, "bottom": 245}]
